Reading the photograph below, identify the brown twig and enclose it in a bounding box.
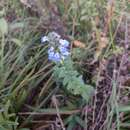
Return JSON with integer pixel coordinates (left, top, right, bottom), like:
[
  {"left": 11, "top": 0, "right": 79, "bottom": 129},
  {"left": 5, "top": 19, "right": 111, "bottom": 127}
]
[
  {"left": 52, "top": 95, "right": 66, "bottom": 130},
  {"left": 18, "top": 109, "right": 80, "bottom": 116},
  {"left": 104, "top": 0, "right": 115, "bottom": 34}
]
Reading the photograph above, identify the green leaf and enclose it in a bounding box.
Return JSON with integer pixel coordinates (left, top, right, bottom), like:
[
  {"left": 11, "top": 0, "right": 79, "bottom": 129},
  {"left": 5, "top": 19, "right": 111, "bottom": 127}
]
[
  {"left": 19, "top": 129, "right": 30, "bottom": 130},
  {"left": 11, "top": 38, "right": 22, "bottom": 47},
  {"left": 0, "top": 125, "right": 7, "bottom": 130},
  {"left": 75, "top": 116, "right": 86, "bottom": 128},
  {"left": 9, "top": 22, "right": 24, "bottom": 31},
  {"left": 59, "top": 69, "right": 66, "bottom": 78},
  {"left": 16, "top": 89, "right": 27, "bottom": 110},
  {"left": 0, "top": 9, "right": 5, "bottom": 17},
  {"left": 0, "top": 18, "right": 8, "bottom": 35},
  {"left": 63, "top": 76, "right": 70, "bottom": 86},
  {"left": 64, "top": 115, "right": 74, "bottom": 125},
  {"left": 118, "top": 106, "right": 130, "bottom": 112},
  {"left": 120, "top": 123, "right": 130, "bottom": 127},
  {"left": 54, "top": 58, "right": 93, "bottom": 101},
  {"left": 4, "top": 100, "right": 11, "bottom": 119},
  {"left": 67, "top": 121, "right": 76, "bottom": 130},
  {"left": 65, "top": 116, "right": 76, "bottom": 130}
]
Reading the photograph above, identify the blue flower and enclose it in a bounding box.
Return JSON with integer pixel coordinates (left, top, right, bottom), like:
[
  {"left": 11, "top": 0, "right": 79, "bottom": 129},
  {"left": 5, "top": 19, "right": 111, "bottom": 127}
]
[
  {"left": 53, "top": 52, "right": 61, "bottom": 62},
  {"left": 59, "top": 46, "right": 70, "bottom": 56},
  {"left": 41, "top": 36, "right": 49, "bottom": 43},
  {"left": 48, "top": 52, "right": 61, "bottom": 62},
  {"left": 41, "top": 32, "right": 70, "bottom": 63},
  {"left": 59, "top": 39, "right": 70, "bottom": 57},
  {"left": 48, "top": 50, "right": 54, "bottom": 58},
  {"left": 59, "top": 39, "right": 69, "bottom": 47},
  {"left": 48, "top": 47, "right": 54, "bottom": 53},
  {"left": 48, "top": 47, "right": 62, "bottom": 62}
]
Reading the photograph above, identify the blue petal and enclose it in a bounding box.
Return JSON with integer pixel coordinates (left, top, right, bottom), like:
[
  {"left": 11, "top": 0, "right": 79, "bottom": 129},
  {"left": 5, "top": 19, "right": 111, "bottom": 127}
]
[
  {"left": 59, "top": 46, "right": 67, "bottom": 52},
  {"left": 59, "top": 39, "right": 69, "bottom": 47},
  {"left": 48, "top": 51, "right": 61, "bottom": 62},
  {"left": 48, "top": 47, "right": 54, "bottom": 54},
  {"left": 41, "top": 36, "right": 49, "bottom": 43},
  {"left": 59, "top": 46, "right": 70, "bottom": 56},
  {"left": 48, "top": 51, "right": 54, "bottom": 57},
  {"left": 63, "top": 51, "right": 70, "bottom": 56},
  {"left": 53, "top": 52, "right": 61, "bottom": 62}
]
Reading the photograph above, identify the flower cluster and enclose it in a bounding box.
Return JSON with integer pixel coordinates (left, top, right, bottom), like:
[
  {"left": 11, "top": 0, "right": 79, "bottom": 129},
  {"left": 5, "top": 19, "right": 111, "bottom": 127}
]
[{"left": 41, "top": 32, "right": 70, "bottom": 63}]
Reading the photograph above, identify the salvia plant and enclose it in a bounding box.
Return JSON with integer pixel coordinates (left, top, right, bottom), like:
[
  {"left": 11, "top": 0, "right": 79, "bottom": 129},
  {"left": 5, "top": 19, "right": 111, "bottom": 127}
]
[{"left": 41, "top": 32, "right": 94, "bottom": 101}]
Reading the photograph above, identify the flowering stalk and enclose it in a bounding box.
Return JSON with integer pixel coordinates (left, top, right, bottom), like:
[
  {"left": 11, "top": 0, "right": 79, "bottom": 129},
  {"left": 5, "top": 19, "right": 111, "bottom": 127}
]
[{"left": 41, "top": 32, "right": 93, "bottom": 101}]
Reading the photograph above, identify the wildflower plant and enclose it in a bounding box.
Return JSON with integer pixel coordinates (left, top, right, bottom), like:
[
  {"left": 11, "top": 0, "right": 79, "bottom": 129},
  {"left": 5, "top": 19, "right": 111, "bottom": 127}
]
[{"left": 41, "top": 32, "right": 93, "bottom": 101}]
